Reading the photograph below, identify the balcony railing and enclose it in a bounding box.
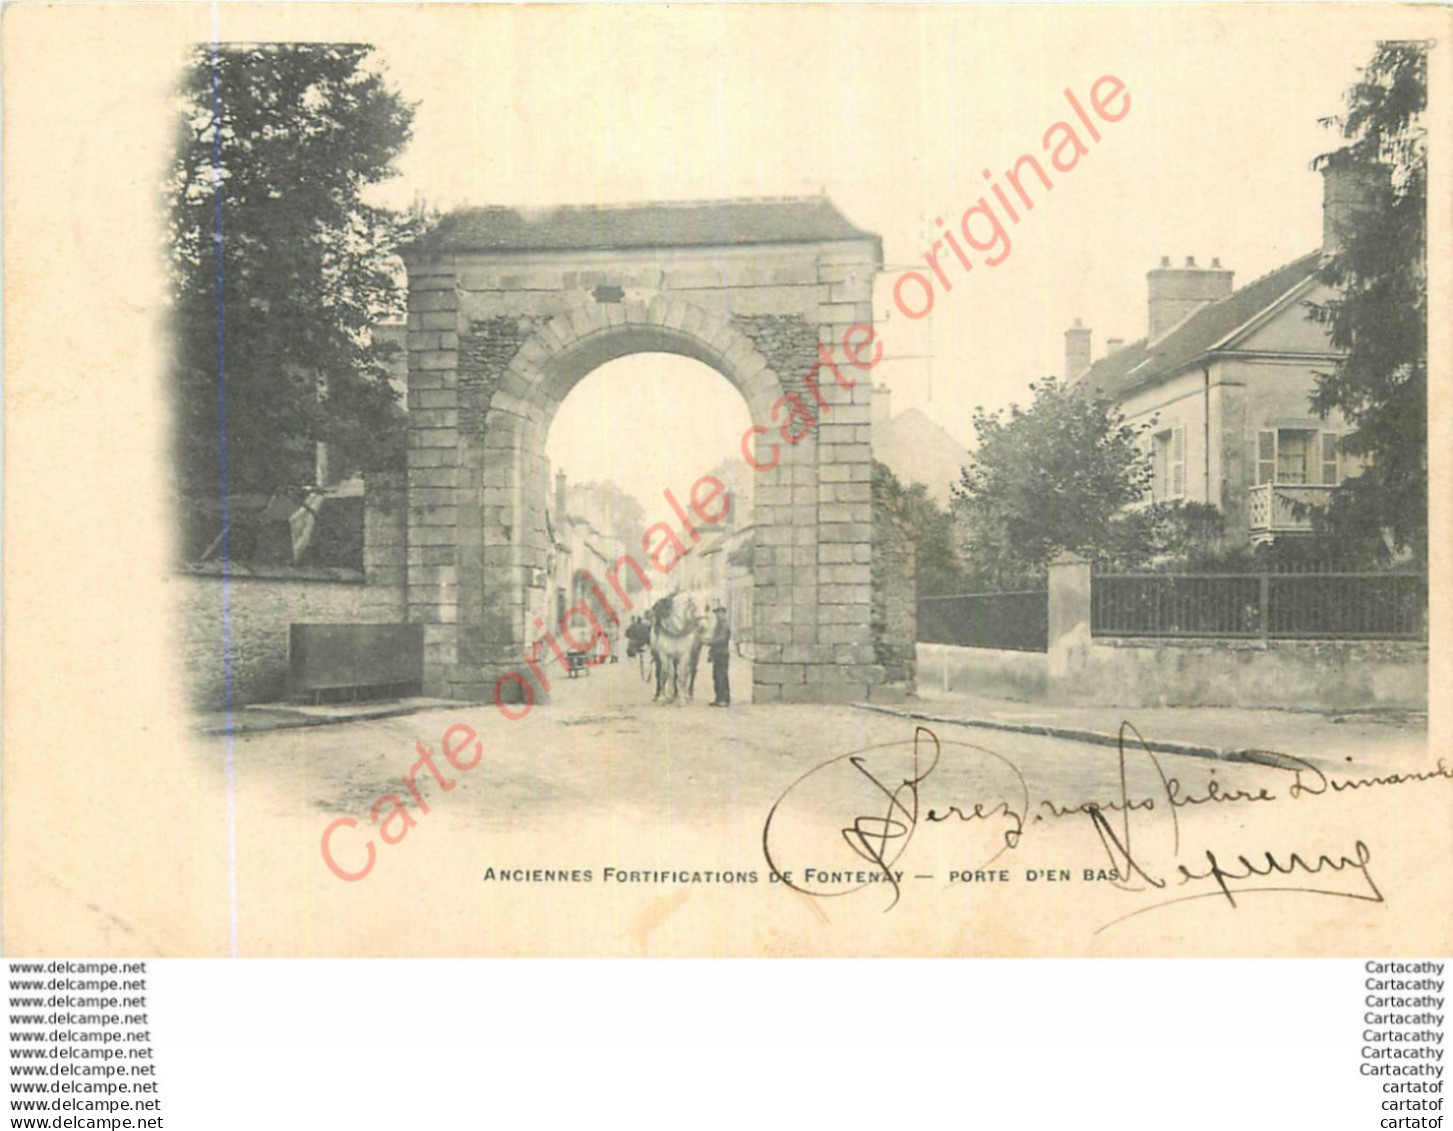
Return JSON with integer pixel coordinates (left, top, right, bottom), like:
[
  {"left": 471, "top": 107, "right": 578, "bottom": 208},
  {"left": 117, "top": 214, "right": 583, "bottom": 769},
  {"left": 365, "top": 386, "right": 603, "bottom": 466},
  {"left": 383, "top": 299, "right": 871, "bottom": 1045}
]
[{"left": 1247, "top": 483, "right": 1335, "bottom": 535}]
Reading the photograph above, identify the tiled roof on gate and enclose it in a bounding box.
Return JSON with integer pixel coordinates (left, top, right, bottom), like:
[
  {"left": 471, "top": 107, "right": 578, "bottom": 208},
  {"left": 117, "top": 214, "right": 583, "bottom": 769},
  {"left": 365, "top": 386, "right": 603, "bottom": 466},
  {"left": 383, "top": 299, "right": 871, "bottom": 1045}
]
[
  {"left": 405, "top": 195, "right": 880, "bottom": 257},
  {"left": 1078, "top": 251, "right": 1325, "bottom": 400}
]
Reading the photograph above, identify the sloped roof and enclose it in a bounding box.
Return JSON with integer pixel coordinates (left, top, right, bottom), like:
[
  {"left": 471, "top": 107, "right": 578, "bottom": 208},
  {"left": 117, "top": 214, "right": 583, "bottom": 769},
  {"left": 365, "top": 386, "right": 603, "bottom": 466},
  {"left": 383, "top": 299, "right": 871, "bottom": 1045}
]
[
  {"left": 407, "top": 195, "right": 880, "bottom": 258},
  {"left": 881, "top": 407, "right": 970, "bottom": 455},
  {"left": 874, "top": 408, "right": 970, "bottom": 506},
  {"left": 1078, "top": 251, "right": 1325, "bottom": 400}
]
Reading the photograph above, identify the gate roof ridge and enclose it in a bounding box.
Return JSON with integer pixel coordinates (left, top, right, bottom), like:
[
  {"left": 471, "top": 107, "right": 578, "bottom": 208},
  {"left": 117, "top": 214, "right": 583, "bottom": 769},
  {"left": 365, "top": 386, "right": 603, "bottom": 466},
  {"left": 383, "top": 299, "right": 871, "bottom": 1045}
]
[{"left": 404, "top": 194, "right": 880, "bottom": 257}]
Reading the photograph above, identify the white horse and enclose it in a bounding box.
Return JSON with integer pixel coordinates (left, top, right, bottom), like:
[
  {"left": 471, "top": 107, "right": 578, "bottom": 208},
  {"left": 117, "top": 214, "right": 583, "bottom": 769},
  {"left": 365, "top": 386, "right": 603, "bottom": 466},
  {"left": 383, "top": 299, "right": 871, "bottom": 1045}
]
[{"left": 649, "top": 593, "right": 706, "bottom": 704}]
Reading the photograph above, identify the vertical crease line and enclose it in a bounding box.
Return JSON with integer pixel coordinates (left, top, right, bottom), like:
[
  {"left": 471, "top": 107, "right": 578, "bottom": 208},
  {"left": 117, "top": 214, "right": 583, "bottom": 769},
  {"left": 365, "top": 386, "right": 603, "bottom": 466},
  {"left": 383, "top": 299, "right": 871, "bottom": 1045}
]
[{"left": 209, "top": 19, "right": 239, "bottom": 959}]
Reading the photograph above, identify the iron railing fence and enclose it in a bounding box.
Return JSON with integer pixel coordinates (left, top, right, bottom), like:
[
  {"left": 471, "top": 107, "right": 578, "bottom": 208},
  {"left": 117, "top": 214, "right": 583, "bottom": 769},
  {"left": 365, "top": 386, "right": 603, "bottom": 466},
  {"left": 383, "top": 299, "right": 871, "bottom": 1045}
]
[
  {"left": 918, "top": 590, "right": 1049, "bottom": 652},
  {"left": 1092, "top": 570, "right": 1427, "bottom": 640}
]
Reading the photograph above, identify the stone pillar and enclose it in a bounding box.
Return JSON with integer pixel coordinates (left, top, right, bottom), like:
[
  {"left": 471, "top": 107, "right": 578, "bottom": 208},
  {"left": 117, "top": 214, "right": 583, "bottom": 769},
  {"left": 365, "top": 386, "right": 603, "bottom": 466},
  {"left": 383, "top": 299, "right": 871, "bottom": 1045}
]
[
  {"left": 465, "top": 406, "right": 532, "bottom": 706},
  {"left": 1047, "top": 553, "right": 1092, "bottom": 705},
  {"left": 402, "top": 258, "right": 466, "bottom": 698},
  {"left": 732, "top": 280, "right": 880, "bottom": 704},
  {"left": 803, "top": 249, "right": 880, "bottom": 702}
]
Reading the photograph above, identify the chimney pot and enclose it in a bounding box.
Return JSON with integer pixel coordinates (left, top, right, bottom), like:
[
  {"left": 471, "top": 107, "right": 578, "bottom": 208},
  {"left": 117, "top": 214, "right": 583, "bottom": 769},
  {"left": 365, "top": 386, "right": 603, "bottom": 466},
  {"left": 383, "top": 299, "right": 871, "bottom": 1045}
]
[
  {"left": 1146, "top": 257, "right": 1235, "bottom": 340},
  {"left": 1321, "top": 159, "right": 1390, "bottom": 256},
  {"left": 1160, "top": 256, "right": 1171, "bottom": 267},
  {"left": 1064, "top": 320, "right": 1093, "bottom": 379},
  {"left": 1211, "top": 257, "right": 1222, "bottom": 268}
]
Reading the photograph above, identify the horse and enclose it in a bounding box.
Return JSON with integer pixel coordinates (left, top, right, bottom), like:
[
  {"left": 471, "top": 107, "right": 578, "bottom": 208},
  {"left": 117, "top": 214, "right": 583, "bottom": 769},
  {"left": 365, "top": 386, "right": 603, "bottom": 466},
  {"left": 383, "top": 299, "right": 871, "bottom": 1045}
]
[
  {"left": 685, "top": 621, "right": 708, "bottom": 701},
  {"left": 648, "top": 593, "right": 706, "bottom": 704}
]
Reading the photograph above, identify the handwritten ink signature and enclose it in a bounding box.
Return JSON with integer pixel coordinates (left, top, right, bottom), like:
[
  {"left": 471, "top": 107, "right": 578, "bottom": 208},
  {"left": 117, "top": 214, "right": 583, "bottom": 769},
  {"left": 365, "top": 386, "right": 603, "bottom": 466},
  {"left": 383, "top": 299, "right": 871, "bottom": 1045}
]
[
  {"left": 762, "top": 727, "right": 948, "bottom": 909},
  {"left": 763, "top": 722, "right": 1450, "bottom": 928},
  {"left": 1078, "top": 725, "right": 1385, "bottom": 933}
]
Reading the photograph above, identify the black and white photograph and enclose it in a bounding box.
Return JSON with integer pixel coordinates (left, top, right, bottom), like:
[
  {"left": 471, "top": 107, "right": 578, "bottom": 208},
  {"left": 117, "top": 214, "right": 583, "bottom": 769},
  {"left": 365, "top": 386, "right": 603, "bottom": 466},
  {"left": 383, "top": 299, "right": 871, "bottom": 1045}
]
[
  {"left": 4, "top": 2, "right": 1449, "bottom": 961},
  {"left": 4, "top": 5, "right": 1452, "bottom": 1126}
]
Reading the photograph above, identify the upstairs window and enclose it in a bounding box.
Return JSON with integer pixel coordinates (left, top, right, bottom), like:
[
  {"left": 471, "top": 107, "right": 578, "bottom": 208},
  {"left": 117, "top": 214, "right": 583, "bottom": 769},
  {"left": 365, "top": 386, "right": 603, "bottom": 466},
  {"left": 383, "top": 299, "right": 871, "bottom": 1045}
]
[
  {"left": 1277, "top": 429, "right": 1314, "bottom": 484},
  {"left": 1256, "top": 429, "right": 1342, "bottom": 486}
]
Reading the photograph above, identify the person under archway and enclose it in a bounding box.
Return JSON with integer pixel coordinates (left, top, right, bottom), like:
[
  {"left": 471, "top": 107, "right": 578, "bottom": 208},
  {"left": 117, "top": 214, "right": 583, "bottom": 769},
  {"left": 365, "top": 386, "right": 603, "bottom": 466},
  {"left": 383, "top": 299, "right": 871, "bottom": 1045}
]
[{"left": 708, "top": 604, "right": 732, "bottom": 708}]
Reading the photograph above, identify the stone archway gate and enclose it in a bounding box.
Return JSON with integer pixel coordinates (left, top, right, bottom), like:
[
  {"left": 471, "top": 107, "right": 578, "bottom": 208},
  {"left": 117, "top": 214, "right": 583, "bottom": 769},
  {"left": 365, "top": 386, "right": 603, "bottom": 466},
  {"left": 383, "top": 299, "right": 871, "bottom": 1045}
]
[{"left": 398, "top": 196, "right": 885, "bottom": 705}]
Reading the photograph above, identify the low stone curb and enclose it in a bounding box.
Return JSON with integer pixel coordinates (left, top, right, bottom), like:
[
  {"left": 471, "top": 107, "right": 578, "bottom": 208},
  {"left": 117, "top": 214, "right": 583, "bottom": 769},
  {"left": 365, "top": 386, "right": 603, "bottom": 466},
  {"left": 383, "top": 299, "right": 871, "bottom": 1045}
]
[
  {"left": 196, "top": 701, "right": 453, "bottom": 736},
  {"left": 850, "top": 702, "right": 1305, "bottom": 770}
]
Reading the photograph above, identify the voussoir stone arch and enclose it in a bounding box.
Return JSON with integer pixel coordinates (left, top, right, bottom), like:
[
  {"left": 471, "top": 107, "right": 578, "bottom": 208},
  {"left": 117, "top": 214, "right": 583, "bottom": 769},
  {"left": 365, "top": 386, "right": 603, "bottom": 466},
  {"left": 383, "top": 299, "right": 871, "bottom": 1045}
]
[
  {"left": 497, "top": 293, "right": 787, "bottom": 427},
  {"left": 398, "top": 196, "right": 884, "bottom": 705}
]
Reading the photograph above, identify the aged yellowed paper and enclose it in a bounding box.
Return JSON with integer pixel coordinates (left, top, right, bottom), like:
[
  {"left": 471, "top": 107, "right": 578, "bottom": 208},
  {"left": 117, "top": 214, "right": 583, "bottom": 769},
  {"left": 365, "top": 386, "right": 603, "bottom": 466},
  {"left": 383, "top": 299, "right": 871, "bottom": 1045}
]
[{"left": 3, "top": 3, "right": 1449, "bottom": 956}]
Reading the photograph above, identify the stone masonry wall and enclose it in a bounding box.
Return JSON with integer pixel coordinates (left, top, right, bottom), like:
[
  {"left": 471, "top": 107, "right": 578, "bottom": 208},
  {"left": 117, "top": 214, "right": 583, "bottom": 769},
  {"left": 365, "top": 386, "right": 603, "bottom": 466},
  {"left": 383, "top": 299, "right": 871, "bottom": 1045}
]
[
  {"left": 732, "top": 315, "right": 822, "bottom": 401},
  {"left": 403, "top": 263, "right": 470, "bottom": 699},
  {"left": 179, "top": 473, "right": 407, "bottom": 709},
  {"left": 400, "top": 240, "right": 884, "bottom": 704},
  {"left": 363, "top": 471, "right": 407, "bottom": 600},
  {"left": 773, "top": 247, "right": 883, "bottom": 703},
  {"left": 871, "top": 510, "right": 917, "bottom": 698}
]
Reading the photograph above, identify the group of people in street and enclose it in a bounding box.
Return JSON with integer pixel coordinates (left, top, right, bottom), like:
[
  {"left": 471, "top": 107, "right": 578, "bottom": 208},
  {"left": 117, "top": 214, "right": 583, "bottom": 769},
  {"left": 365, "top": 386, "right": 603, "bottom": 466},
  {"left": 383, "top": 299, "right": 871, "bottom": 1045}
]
[{"left": 622, "top": 599, "right": 733, "bottom": 707}]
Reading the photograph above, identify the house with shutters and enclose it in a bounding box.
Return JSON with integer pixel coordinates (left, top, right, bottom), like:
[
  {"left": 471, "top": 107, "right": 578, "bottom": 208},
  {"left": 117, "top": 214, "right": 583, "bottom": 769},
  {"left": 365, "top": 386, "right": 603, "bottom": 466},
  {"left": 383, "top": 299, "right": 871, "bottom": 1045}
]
[{"left": 1068, "top": 165, "right": 1377, "bottom": 547}]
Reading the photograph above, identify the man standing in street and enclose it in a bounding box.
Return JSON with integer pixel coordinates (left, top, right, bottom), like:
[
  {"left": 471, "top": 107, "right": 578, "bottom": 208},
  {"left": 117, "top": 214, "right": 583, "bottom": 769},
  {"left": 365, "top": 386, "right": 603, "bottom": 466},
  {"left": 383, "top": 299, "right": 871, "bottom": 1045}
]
[{"left": 708, "top": 604, "right": 732, "bottom": 707}]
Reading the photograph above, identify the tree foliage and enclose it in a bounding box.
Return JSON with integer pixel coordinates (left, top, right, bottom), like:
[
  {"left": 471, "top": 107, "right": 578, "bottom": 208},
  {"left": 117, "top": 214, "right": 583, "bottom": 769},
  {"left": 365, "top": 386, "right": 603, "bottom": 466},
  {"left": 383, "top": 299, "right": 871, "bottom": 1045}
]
[
  {"left": 1308, "top": 41, "right": 1428, "bottom": 562},
  {"left": 952, "top": 378, "right": 1153, "bottom": 586},
  {"left": 575, "top": 480, "right": 649, "bottom": 553},
  {"left": 1101, "top": 500, "right": 1231, "bottom": 572},
  {"left": 168, "top": 44, "right": 417, "bottom": 521},
  {"left": 872, "top": 463, "right": 966, "bottom": 597},
  {"left": 563, "top": 480, "right": 656, "bottom": 593}
]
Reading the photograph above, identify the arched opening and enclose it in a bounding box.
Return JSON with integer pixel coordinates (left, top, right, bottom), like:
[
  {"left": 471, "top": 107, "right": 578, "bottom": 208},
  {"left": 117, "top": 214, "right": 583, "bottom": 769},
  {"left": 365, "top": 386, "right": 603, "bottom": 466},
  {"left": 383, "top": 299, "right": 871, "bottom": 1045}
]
[
  {"left": 540, "top": 352, "right": 757, "bottom": 700},
  {"left": 399, "top": 274, "right": 882, "bottom": 708}
]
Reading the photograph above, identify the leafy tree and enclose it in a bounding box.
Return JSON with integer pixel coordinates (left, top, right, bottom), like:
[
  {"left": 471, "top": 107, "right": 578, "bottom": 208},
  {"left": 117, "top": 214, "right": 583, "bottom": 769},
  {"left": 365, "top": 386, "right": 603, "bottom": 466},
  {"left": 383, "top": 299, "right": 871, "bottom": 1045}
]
[
  {"left": 168, "top": 44, "right": 417, "bottom": 544},
  {"left": 1098, "top": 500, "right": 1229, "bottom": 572},
  {"left": 952, "top": 377, "right": 1151, "bottom": 586},
  {"left": 872, "top": 463, "right": 966, "bottom": 597},
  {"left": 1308, "top": 41, "right": 1427, "bottom": 562},
  {"left": 575, "top": 480, "right": 649, "bottom": 552}
]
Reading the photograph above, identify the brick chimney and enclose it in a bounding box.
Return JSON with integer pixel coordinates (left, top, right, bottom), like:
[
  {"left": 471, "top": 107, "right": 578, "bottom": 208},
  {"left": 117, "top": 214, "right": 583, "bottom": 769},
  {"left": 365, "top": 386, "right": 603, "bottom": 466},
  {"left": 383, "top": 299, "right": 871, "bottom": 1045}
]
[
  {"left": 1064, "top": 318, "right": 1092, "bottom": 379},
  {"left": 554, "top": 470, "right": 567, "bottom": 525},
  {"left": 871, "top": 383, "right": 893, "bottom": 430},
  {"left": 1321, "top": 158, "right": 1390, "bottom": 256},
  {"left": 1147, "top": 255, "right": 1234, "bottom": 341},
  {"left": 1105, "top": 338, "right": 1125, "bottom": 357}
]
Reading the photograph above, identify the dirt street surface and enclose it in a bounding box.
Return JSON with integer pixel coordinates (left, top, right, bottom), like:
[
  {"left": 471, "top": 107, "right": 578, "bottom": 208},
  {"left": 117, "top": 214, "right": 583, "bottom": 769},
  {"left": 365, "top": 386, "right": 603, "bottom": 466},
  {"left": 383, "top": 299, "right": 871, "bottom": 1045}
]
[{"left": 186, "top": 661, "right": 1447, "bottom": 958}]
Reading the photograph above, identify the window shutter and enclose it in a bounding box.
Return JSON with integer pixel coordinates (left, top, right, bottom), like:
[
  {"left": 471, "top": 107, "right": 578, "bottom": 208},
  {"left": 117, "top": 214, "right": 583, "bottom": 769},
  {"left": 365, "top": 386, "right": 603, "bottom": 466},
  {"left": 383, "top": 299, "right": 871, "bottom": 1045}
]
[
  {"left": 1321, "top": 432, "right": 1340, "bottom": 485},
  {"left": 1171, "top": 427, "right": 1186, "bottom": 498},
  {"left": 1257, "top": 430, "right": 1276, "bottom": 486}
]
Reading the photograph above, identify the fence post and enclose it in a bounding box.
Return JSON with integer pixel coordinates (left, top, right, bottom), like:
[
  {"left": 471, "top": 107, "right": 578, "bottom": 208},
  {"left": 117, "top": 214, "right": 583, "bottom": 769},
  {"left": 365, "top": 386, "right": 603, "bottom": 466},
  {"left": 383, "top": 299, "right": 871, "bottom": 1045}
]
[
  {"left": 1258, "top": 572, "right": 1270, "bottom": 642},
  {"left": 1047, "top": 553, "right": 1093, "bottom": 704}
]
